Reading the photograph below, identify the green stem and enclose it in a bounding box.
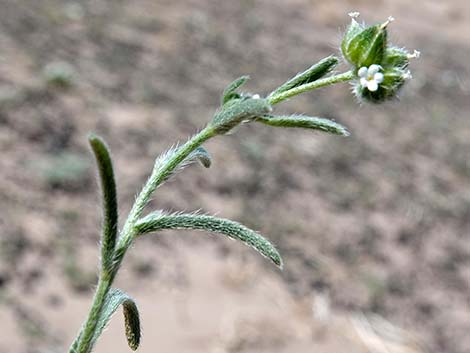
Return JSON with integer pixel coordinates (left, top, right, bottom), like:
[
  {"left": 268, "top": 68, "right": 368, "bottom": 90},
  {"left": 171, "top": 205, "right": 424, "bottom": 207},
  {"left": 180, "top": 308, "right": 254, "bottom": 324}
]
[
  {"left": 267, "top": 71, "right": 354, "bottom": 105},
  {"left": 70, "top": 70, "right": 353, "bottom": 353},
  {"left": 71, "top": 125, "right": 217, "bottom": 353},
  {"left": 74, "top": 273, "right": 112, "bottom": 353},
  {"left": 116, "top": 125, "right": 217, "bottom": 256}
]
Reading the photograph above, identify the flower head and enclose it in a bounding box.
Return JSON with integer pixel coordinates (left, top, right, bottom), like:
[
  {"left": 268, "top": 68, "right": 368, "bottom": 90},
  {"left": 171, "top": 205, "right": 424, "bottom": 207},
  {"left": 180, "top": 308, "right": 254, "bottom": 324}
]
[
  {"left": 355, "top": 66, "right": 412, "bottom": 103},
  {"left": 342, "top": 12, "right": 419, "bottom": 103},
  {"left": 358, "top": 65, "right": 384, "bottom": 92}
]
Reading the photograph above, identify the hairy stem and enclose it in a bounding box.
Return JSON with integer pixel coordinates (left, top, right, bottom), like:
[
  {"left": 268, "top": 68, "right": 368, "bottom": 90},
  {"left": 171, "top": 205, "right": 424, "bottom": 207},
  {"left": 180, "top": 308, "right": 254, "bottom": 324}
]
[
  {"left": 267, "top": 71, "right": 354, "bottom": 105},
  {"left": 70, "top": 70, "right": 353, "bottom": 353},
  {"left": 71, "top": 125, "right": 217, "bottom": 353},
  {"left": 116, "top": 125, "right": 217, "bottom": 259},
  {"left": 74, "top": 274, "right": 112, "bottom": 353}
]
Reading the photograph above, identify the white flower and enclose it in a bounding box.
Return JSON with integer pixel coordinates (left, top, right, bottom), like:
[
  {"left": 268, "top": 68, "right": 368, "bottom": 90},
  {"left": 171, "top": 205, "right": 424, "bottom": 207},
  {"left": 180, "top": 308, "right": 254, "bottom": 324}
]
[
  {"left": 348, "top": 11, "right": 360, "bottom": 19},
  {"left": 408, "top": 50, "right": 421, "bottom": 59},
  {"left": 358, "top": 64, "right": 384, "bottom": 92},
  {"left": 403, "top": 70, "right": 412, "bottom": 80}
]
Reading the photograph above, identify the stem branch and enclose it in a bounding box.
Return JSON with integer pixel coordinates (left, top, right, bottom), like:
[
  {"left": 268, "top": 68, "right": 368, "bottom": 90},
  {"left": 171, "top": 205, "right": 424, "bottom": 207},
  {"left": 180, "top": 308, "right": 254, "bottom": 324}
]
[
  {"left": 72, "top": 126, "right": 216, "bottom": 353},
  {"left": 70, "top": 69, "right": 354, "bottom": 353},
  {"left": 268, "top": 71, "right": 354, "bottom": 105},
  {"left": 117, "top": 125, "right": 216, "bottom": 253}
]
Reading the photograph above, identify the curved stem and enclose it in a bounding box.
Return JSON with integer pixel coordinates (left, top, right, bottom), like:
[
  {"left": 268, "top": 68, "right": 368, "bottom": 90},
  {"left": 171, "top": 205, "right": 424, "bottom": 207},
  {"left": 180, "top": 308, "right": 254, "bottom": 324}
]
[
  {"left": 74, "top": 273, "right": 112, "bottom": 353},
  {"left": 267, "top": 70, "right": 354, "bottom": 105},
  {"left": 70, "top": 69, "right": 353, "bottom": 353},
  {"left": 116, "top": 125, "right": 217, "bottom": 258},
  {"left": 71, "top": 125, "right": 217, "bottom": 353}
]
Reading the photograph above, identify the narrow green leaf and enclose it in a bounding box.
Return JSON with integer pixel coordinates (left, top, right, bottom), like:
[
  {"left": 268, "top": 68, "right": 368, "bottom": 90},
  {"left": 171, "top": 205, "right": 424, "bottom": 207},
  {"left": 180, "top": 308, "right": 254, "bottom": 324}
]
[
  {"left": 222, "top": 75, "right": 250, "bottom": 105},
  {"left": 188, "top": 146, "right": 212, "bottom": 168},
  {"left": 211, "top": 97, "right": 272, "bottom": 135},
  {"left": 88, "top": 134, "right": 118, "bottom": 273},
  {"left": 135, "top": 212, "right": 283, "bottom": 268},
  {"left": 123, "top": 300, "right": 141, "bottom": 351},
  {"left": 91, "top": 288, "right": 141, "bottom": 351},
  {"left": 269, "top": 56, "right": 339, "bottom": 97},
  {"left": 68, "top": 329, "right": 83, "bottom": 353},
  {"left": 256, "top": 115, "right": 350, "bottom": 136}
]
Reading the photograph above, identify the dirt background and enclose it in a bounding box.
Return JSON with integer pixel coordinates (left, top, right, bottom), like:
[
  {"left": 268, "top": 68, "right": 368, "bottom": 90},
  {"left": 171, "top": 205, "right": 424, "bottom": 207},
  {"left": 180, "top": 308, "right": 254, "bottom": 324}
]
[{"left": 0, "top": 1, "right": 469, "bottom": 353}]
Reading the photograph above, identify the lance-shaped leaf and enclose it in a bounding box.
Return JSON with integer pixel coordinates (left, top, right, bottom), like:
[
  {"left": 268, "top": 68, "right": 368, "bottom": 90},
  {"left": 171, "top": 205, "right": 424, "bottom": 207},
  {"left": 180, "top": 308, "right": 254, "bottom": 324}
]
[
  {"left": 269, "top": 56, "right": 339, "bottom": 97},
  {"left": 88, "top": 134, "right": 118, "bottom": 273},
  {"left": 187, "top": 146, "right": 212, "bottom": 168},
  {"left": 222, "top": 75, "right": 250, "bottom": 105},
  {"left": 210, "top": 97, "right": 272, "bottom": 135},
  {"left": 68, "top": 330, "right": 83, "bottom": 353},
  {"left": 256, "top": 114, "right": 350, "bottom": 136},
  {"left": 135, "top": 212, "right": 283, "bottom": 268},
  {"left": 91, "top": 288, "right": 141, "bottom": 351}
]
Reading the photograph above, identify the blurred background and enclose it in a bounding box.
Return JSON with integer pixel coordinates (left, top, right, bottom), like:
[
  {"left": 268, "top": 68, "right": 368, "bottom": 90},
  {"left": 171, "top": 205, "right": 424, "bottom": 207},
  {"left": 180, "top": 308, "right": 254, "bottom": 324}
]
[{"left": 0, "top": 1, "right": 469, "bottom": 353}]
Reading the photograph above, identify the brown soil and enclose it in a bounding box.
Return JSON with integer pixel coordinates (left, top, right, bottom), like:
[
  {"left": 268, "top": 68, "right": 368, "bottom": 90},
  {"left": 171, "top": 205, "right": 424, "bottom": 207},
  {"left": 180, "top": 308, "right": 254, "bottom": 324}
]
[{"left": 0, "top": 1, "right": 469, "bottom": 353}]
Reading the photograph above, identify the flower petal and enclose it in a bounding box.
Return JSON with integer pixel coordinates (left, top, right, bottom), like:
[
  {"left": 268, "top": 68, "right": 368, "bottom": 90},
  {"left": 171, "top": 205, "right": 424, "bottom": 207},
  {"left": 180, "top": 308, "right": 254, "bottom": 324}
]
[
  {"left": 374, "top": 72, "right": 384, "bottom": 83},
  {"left": 360, "top": 78, "right": 369, "bottom": 88},
  {"left": 358, "top": 67, "right": 368, "bottom": 78},
  {"left": 367, "top": 80, "right": 379, "bottom": 91},
  {"left": 368, "top": 64, "right": 381, "bottom": 76}
]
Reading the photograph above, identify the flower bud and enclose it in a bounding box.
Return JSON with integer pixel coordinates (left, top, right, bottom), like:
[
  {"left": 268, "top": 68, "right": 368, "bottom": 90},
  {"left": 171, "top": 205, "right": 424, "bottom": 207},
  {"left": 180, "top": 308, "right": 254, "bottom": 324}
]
[
  {"left": 343, "top": 13, "right": 419, "bottom": 104},
  {"left": 383, "top": 46, "right": 410, "bottom": 68},
  {"left": 341, "top": 16, "right": 391, "bottom": 68}
]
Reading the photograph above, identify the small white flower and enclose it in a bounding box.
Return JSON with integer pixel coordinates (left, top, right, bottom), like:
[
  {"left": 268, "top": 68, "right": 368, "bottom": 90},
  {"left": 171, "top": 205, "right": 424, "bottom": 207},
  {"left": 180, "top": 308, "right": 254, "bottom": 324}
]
[
  {"left": 408, "top": 49, "right": 421, "bottom": 59},
  {"left": 403, "top": 70, "right": 413, "bottom": 80},
  {"left": 348, "top": 11, "right": 360, "bottom": 19},
  {"left": 252, "top": 94, "right": 260, "bottom": 99},
  {"left": 358, "top": 64, "right": 384, "bottom": 92}
]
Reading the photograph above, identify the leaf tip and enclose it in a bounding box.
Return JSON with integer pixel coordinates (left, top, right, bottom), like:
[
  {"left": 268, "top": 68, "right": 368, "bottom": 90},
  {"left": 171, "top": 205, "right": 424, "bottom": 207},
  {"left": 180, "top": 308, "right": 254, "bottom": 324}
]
[
  {"left": 123, "top": 301, "right": 141, "bottom": 351},
  {"left": 87, "top": 133, "right": 110, "bottom": 151},
  {"left": 339, "top": 126, "right": 351, "bottom": 136},
  {"left": 272, "top": 253, "right": 284, "bottom": 270}
]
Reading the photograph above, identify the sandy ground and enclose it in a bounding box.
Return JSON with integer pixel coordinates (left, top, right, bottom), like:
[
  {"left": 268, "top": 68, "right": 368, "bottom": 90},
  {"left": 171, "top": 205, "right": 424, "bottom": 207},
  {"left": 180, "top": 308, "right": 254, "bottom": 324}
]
[{"left": 0, "top": 1, "right": 469, "bottom": 353}]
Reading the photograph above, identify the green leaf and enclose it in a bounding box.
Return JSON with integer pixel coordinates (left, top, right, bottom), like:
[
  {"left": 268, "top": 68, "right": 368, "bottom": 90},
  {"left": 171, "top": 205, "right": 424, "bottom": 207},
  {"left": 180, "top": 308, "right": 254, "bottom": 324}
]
[
  {"left": 92, "top": 288, "right": 141, "bottom": 351},
  {"left": 68, "top": 330, "right": 83, "bottom": 353},
  {"left": 344, "top": 23, "right": 387, "bottom": 68},
  {"left": 222, "top": 76, "right": 250, "bottom": 105},
  {"left": 341, "top": 18, "right": 364, "bottom": 63},
  {"left": 135, "top": 212, "right": 283, "bottom": 268},
  {"left": 210, "top": 97, "right": 272, "bottom": 135},
  {"left": 88, "top": 134, "right": 118, "bottom": 273},
  {"left": 123, "top": 300, "right": 141, "bottom": 350},
  {"left": 269, "top": 56, "right": 339, "bottom": 97},
  {"left": 256, "top": 115, "right": 350, "bottom": 136},
  {"left": 188, "top": 146, "right": 212, "bottom": 168}
]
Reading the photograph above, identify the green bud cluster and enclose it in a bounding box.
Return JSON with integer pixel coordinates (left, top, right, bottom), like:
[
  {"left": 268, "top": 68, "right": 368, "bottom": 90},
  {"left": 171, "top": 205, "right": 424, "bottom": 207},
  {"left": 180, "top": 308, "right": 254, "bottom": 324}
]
[{"left": 341, "top": 13, "right": 419, "bottom": 103}]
